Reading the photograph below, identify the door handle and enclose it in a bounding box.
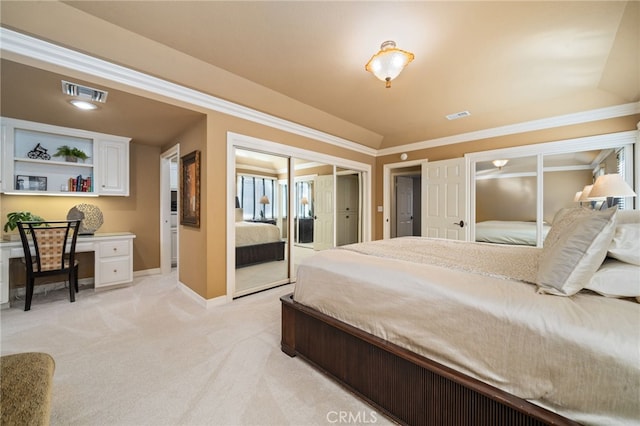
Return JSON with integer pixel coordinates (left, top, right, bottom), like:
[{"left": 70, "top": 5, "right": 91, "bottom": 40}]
[{"left": 453, "top": 220, "right": 465, "bottom": 228}]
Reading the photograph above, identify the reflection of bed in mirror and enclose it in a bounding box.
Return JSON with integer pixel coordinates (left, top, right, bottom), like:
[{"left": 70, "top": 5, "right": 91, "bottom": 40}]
[
  {"left": 475, "top": 220, "right": 551, "bottom": 246},
  {"left": 235, "top": 210, "right": 285, "bottom": 267}
]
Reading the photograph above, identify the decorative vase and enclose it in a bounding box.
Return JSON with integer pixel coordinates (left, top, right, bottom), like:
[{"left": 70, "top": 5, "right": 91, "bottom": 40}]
[{"left": 65, "top": 156, "right": 77, "bottom": 163}]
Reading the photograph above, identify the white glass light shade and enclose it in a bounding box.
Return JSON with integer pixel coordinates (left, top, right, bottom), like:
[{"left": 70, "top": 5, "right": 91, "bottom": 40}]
[
  {"left": 365, "top": 41, "right": 414, "bottom": 88},
  {"left": 259, "top": 195, "right": 270, "bottom": 205},
  {"left": 589, "top": 174, "right": 637, "bottom": 198},
  {"left": 492, "top": 159, "right": 509, "bottom": 169}
]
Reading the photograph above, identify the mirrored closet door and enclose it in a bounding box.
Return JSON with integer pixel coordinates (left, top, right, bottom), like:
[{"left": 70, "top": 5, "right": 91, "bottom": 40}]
[
  {"left": 470, "top": 140, "right": 635, "bottom": 248},
  {"left": 229, "top": 133, "right": 371, "bottom": 298},
  {"left": 234, "top": 149, "right": 289, "bottom": 297}
]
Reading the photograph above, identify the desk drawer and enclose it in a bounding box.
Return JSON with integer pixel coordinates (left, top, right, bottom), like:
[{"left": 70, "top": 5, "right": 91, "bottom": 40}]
[
  {"left": 98, "top": 258, "right": 131, "bottom": 286},
  {"left": 98, "top": 241, "right": 130, "bottom": 258}
]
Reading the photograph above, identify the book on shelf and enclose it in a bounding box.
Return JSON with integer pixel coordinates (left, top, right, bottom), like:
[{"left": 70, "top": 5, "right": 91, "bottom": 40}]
[{"left": 68, "top": 175, "right": 92, "bottom": 192}]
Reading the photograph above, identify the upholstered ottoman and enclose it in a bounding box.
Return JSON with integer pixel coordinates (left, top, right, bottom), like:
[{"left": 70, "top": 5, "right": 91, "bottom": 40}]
[{"left": 1, "top": 352, "right": 55, "bottom": 426}]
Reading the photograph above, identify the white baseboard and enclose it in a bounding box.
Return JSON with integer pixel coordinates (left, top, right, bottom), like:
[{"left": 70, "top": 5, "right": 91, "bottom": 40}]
[
  {"left": 177, "top": 280, "right": 230, "bottom": 309},
  {"left": 133, "top": 268, "right": 161, "bottom": 277}
]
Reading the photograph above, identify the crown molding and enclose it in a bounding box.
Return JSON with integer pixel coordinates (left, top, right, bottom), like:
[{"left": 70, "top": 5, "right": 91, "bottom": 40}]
[
  {"left": 377, "top": 102, "right": 640, "bottom": 157},
  {"left": 0, "top": 28, "right": 377, "bottom": 157},
  {"left": 2, "top": 28, "right": 637, "bottom": 160}
]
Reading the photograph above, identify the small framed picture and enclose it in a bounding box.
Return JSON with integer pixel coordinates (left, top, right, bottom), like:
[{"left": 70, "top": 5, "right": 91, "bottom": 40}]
[
  {"left": 16, "top": 175, "right": 47, "bottom": 191},
  {"left": 180, "top": 150, "right": 200, "bottom": 227}
]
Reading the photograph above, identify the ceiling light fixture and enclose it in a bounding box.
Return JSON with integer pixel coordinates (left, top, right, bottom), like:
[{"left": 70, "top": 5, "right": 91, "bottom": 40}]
[
  {"left": 69, "top": 100, "right": 98, "bottom": 110},
  {"left": 62, "top": 80, "right": 108, "bottom": 103},
  {"left": 365, "top": 40, "right": 414, "bottom": 88},
  {"left": 492, "top": 159, "right": 509, "bottom": 169}
]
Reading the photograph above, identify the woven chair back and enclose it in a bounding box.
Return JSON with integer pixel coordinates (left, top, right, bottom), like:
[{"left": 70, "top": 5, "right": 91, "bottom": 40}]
[{"left": 31, "top": 227, "right": 69, "bottom": 271}]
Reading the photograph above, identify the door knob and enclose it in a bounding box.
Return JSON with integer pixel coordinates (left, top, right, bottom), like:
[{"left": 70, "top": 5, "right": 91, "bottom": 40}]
[{"left": 453, "top": 220, "right": 465, "bottom": 228}]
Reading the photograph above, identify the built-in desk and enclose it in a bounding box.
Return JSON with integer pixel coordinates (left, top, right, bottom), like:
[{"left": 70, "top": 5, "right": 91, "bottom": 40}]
[{"left": 0, "top": 232, "right": 136, "bottom": 306}]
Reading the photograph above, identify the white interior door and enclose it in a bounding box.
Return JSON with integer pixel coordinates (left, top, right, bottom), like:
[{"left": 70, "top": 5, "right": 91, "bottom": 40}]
[
  {"left": 396, "top": 176, "right": 414, "bottom": 237},
  {"left": 422, "top": 158, "right": 467, "bottom": 240},
  {"left": 314, "top": 174, "right": 334, "bottom": 250}
]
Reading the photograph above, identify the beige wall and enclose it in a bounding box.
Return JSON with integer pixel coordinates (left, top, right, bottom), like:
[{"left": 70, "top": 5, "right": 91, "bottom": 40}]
[{"left": 475, "top": 170, "right": 593, "bottom": 224}]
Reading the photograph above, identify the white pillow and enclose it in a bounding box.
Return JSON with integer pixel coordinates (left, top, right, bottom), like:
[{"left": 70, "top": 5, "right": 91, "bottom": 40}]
[
  {"left": 586, "top": 259, "right": 640, "bottom": 298},
  {"left": 537, "top": 207, "right": 617, "bottom": 296},
  {"left": 235, "top": 208, "right": 244, "bottom": 222},
  {"left": 608, "top": 223, "right": 640, "bottom": 266}
]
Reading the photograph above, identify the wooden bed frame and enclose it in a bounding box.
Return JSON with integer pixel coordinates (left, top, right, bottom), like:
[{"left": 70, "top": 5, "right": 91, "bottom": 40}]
[
  {"left": 236, "top": 241, "right": 285, "bottom": 268},
  {"left": 281, "top": 294, "right": 579, "bottom": 426}
]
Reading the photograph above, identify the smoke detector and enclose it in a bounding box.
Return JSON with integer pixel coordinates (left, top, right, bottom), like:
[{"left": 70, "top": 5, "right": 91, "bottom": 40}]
[
  {"left": 446, "top": 110, "right": 471, "bottom": 120},
  {"left": 61, "top": 80, "right": 108, "bottom": 103}
]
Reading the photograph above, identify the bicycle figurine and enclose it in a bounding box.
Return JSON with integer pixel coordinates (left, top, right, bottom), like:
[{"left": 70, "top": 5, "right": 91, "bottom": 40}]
[{"left": 27, "top": 143, "right": 51, "bottom": 160}]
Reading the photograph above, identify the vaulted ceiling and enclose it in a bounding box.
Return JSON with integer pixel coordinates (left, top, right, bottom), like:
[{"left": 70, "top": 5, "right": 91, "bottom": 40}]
[{"left": 1, "top": 1, "right": 638, "bottom": 150}]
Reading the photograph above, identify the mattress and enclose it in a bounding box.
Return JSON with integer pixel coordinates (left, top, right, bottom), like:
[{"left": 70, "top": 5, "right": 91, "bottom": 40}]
[
  {"left": 293, "top": 237, "right": 640, "bottom": 425},
  {"left": 475, "top": 220, "right": 551, "bottom": 245},
  {"left": 235, "top": 221, "right": 281, "bottom": 247}
]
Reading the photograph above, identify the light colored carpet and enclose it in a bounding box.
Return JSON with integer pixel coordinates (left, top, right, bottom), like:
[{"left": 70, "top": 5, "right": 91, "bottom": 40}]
[{"left": 1, "top": 271, "right": 391, "bottom": 425}]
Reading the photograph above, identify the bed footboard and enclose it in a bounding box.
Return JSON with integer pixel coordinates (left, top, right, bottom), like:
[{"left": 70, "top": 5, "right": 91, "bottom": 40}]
[
  {"left": 236, "top": 241, "right": 285, "bottom": 268},
  {"left": 281, "top": 294, "right": 578, "bottom": 426}
]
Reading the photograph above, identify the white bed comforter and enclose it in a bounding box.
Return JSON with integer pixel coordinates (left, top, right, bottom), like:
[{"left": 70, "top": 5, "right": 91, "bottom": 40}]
[
  {"left": 235, "top": 221, "right": 281, "bottom": 247},
  {"left": 475, "top": 220, "right": 551, "bottom": 245},
  {"left": 293, "top": 237, "right": 640, "bottom": 425}
]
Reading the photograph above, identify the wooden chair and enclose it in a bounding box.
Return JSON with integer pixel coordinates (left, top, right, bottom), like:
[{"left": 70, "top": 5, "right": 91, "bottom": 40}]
[{"left": 17, "top": 220, "right": 81, "bottom": 311}]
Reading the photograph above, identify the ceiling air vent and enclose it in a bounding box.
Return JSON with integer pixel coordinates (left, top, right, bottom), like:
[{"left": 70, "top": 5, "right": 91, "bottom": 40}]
[
  {"left": 446, "top": 110, "right": 471, "bottom": 120},
  {"left": 61, "top": 80, "right": 108, "bottom": 103}
]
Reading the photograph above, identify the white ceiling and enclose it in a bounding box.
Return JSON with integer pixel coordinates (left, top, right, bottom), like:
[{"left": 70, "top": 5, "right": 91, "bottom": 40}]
[{"left": 1, "top": 1, "right": 638, "bottom": 151}]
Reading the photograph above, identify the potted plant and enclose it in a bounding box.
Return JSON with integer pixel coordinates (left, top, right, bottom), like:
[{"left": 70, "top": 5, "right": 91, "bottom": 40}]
[
  {"left": 3, "top": 211, "right": 45, "bottom": 240},
  {"left": 53, "top": 145, "right": 90, "bottom": 163}
]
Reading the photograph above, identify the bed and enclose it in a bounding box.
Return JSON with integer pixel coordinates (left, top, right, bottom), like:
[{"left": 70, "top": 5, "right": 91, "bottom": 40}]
[
  {"left": 235, "top": 209, "right": 285, "bottom": 267},
  {"left": 282, "top": 207, "right": 640, "bottom": 425},
  {"left": 475, "top": 220, "right": 551, "bottom": 245}
]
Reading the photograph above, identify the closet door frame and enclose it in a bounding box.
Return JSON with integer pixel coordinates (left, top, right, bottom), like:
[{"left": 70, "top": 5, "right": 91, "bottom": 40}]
[{"left": 226, "top": 132, "right": 372, "bottom": 300}]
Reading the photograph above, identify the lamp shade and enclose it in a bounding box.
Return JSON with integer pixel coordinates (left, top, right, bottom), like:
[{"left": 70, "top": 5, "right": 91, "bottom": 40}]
[
  {"left": 300, "top": 197, "right": 309, "bottom": 205},
  {"left": 578, "top": 184, "right": 605, "bottom": 202},
  {"left": 589, "top": 174, "right": 637, "bottom": 199},
  {"left": 573, "top": 191, "right": 583, "bottom": 202},
  {"left": 365, "top": 41, "right": 414, "bottom": 88},
  {"left": 259, "top": 195, "right": 270, "bottom": 205}
]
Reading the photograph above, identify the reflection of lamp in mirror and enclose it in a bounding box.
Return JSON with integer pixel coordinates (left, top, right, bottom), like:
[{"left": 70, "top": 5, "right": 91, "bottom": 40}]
[
  {"left": 300, "top": 197, "right": 309, "bottom": 218},
  {"left": 573, "top": 191, "right": 583, "bottom": 202},
  {"left": 492, "top": 159, "right": 508, "bottom": 170},
  {"left": 259, "top": 195, "right": 270, "bottom": 219},
  {"left": 589, "top": 174, "right": 637, "bottom": 208},
  {"left": 578, "top": 184, "right": 605, "bottom": 208}
]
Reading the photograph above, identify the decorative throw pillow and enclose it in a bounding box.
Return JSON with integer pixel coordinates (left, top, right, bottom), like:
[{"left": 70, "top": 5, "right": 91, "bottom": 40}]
[
  {"left": 608, "top": 223, "right": 640, "bottom": 266},
  {"left": 543, "top": 207, "right": 589, "bottom": 247},
  {"left": 586, "top": 259, "right": 640, "bottom": 298},
  {"left": 537, "top": 207, "right": 617, "bottom": 296}
]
